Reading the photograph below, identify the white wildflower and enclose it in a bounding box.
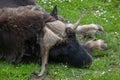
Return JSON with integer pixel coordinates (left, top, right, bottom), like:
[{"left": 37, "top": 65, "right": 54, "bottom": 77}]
[
  {"left": 108, "top": 0, "right": 111, "bottom": 2},
  {"left": 111, "top": 16, "right": 115, "bottom": 18},
  {"left": 106, "top": 20, "right": 108, "bottom": 22},
  {"left": 108, "top": 68, "right": 112, "bottom": 72},
  {"left": 48, "top": 2, "right": 51, "bottom": 4},
  {"left": 101, "top": 71, "right": 105, "bottom": 75},
  {"left": 55, "top": 71, "right": 58, "bottom": 74},
  {"left": 81, "top": 0, "right": 83, "bottom": 2}
]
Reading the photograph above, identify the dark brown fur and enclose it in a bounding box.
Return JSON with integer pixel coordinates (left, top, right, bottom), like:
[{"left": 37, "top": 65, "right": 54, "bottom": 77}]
[{"left": 0, "top": 6, "right": 55, "bottom": 63}]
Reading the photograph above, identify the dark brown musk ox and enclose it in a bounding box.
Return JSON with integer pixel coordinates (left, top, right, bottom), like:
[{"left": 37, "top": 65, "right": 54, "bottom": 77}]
[
  {"left": 0, "top": 6, "right": 93, "bottom": 77},
  {"left": 0, "top": 6, "right": 56, "bottom": 64},
  {"left": 1, "top": 0, "right": 92, "bottom": 76}
]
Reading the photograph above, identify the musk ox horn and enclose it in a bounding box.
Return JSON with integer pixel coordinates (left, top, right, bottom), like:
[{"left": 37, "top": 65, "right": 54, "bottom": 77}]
[{"left": 72, "top": 18, "right": 81, "bottom": 30}]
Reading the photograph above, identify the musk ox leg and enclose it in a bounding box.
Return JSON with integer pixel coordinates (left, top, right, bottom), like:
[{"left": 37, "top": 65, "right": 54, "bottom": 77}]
[
  {"left": 15, "top": 48, "right": 25, "bottom": 64},
  {"left": 37, "top": 50, "right": 49, "bottom": 77}
]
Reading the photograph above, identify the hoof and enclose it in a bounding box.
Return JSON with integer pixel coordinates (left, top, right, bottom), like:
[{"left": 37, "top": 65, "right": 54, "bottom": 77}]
[
  {"left": 30, "top": 73, "right": 52, "bottom": 80},
  {"left": 32, "top": 71, "right": 43, "bottom": 77}
]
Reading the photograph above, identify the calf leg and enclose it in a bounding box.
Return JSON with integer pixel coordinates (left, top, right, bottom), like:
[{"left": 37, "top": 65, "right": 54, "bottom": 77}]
[{"left": 37, "top": 50, "right": 48, "bottom": 77}]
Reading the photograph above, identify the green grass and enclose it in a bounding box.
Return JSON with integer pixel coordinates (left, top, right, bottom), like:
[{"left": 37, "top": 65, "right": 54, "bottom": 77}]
[{"left": 0, "top": 0, "right": 120, "bottom": 80}]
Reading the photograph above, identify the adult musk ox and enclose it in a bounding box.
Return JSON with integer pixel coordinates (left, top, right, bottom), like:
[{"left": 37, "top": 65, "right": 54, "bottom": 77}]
[
  {"left": 0, "top": 6, "right": 56, "bottom": 74},
  {"left": 0, "top": 6, "right": 93, "bottom": 77}
]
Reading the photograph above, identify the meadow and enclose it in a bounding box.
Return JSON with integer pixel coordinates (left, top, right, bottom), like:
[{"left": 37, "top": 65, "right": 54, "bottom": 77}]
[{"left": 0, "top": 0, "right": 120, "bottom": 80}]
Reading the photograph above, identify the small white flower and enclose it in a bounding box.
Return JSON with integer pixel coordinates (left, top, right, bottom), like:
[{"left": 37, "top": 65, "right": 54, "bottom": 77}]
[
  {"left": 55, "top": 71, "right": 58, "bottom": 74},
  {"left": 108, "top": 0, "right": 111, "bottom": 2},
  {"left": 106, "top": 20, "right": 108, "bottom": 22},
  {"left": 81, "top": 0, "right": 83, "bottom": 2},
  {"left": 48, "top": 2, "right": 51, "bottom": 4},
  {"left": 111, "top": 16, "right": 115, "bottom": 18},
  {"left": 96, "top": 10, "right": 100, "bottom": 13},
  {"left": 101, "top": 71, "right": 105, "bottom": 75},
  {"left": 108, "top": 68, "right": 112, "bottom": 72},
  {"left": 114, "top": 32, "right": 119, "bottom": 35}
]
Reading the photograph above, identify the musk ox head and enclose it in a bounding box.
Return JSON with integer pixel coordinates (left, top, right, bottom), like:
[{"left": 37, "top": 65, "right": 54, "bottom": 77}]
[
  {"left": 23, "top": 19, "right": 93, "bottom": 68},
  {"left": 44, "top": 19, "right": 93, "bottom": 68}
]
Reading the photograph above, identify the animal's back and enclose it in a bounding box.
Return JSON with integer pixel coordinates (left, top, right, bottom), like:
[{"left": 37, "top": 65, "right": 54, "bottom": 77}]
[{"left": 0, "top": 7, "right": 47, "bottom": 41}]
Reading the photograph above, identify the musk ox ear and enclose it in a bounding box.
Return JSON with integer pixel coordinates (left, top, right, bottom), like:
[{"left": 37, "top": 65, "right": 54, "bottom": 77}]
[{"left": 50, "top": 5, "right": 58, "bottom": 19}]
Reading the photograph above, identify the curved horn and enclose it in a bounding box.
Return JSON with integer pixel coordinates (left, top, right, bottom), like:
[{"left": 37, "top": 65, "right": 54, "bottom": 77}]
[{"left": 72, "top": 18, "right": 81, "bottom": 30}]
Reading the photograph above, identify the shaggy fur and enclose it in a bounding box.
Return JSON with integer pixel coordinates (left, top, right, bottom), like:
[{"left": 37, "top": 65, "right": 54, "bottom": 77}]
[
  {"left": 0, "top": 5, "right": 93, "bottom": 77},
  {"left": 0, "top": 6, "right": 55, "bottom": 63}
]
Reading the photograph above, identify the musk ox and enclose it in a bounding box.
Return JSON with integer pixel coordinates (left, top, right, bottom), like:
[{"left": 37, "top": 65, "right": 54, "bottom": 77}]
[
  {"left": 0, "top": 0, "right": 69, "bottom": 24},
  {"left": 0, "top": 6, "right": 56, "bottom": 76},
  {"left": 0, "top": 0, "right": 93, "bottom": 76},
  {"left": 0, "top": 6, "right": 93, "bottom": 77},
  {"left": 27, "top": 19, "right": 93, "bottom": 76}
]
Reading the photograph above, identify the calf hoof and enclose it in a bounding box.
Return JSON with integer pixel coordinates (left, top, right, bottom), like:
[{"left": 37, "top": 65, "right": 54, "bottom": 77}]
[
  {"left": 32, "top": 71, "right": 43, "bottom": 77},
  {"left": 30, "top": 73, "right": 52, "bottom": 80}
]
